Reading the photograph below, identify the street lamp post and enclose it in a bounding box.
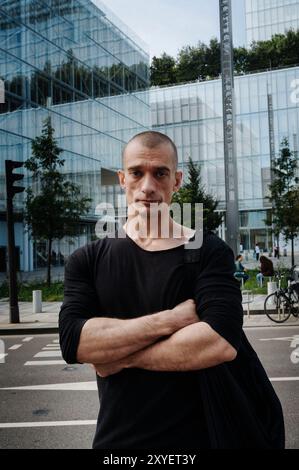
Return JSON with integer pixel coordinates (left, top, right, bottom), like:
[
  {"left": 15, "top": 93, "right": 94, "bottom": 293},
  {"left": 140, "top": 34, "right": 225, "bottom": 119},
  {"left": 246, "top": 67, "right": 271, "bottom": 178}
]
[{"left": 219, "top": 0, "right": 240, "bottom": 256}]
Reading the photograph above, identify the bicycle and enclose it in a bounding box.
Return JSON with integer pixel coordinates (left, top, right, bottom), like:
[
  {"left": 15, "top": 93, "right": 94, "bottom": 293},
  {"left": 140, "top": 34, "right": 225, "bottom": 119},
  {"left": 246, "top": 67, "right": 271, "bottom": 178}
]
[{"left": 264, "top": 268, "right": 299, "bottom": 323}]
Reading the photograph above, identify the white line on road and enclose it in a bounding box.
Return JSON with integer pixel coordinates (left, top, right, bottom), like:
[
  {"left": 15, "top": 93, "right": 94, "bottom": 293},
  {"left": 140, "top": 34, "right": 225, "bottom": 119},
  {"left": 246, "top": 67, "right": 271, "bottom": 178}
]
[
  {"left": 34, "top": 351, "right": 62, "bottom": 358},
  {"left": 0, "top": 420, "right": 97, "bottom": 429},
  {"left": 0, "top": 353, "right": 8, "bottom": 360},
  {"left": 270, "top": 377, "right": 299, "bottom": 382},
  {"left": 52, "top": 340, "right": 59, "bottom": 344},
  {"left": 22, "top": 337, "right": 33, "bottom": 342},
  {"left": 42, "top": 347, "right": 61, "bottom": 351},
  {"left": 0, "top": 381, "right": 97, "bottom": 391},
  {"left": 46, "top": 344, "right": 60, "bottom": 347},
  {"left": 8, "top": 345, "right": 22, "bottom": 350},
  {"left": 24, "top": 360, "right": 66, "bottom": 366},
  {"left": 260, "top": 336, "right": 299, "bottom": 342}
]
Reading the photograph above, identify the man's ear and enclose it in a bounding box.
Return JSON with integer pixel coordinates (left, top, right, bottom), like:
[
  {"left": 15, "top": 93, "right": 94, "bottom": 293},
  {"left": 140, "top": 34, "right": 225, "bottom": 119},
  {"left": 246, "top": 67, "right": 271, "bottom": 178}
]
[
  {"left": 117, "top": 170, "right": 126, "bottom": 189},
  {"left": 173, "top": 171, "right": 183, "bottom": 192}
]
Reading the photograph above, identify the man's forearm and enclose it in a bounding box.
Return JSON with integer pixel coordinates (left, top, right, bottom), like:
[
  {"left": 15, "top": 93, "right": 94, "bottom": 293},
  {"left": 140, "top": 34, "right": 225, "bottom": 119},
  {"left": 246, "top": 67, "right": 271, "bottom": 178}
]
[
  {"left": 77, "top": 300, "right": 198, "bottom": 364},
  {"left": 77, "top": 312, "right": 171, "bottom": 364},
  {"left": 93, "top": 322, "right": 237, "bottom": 376}
]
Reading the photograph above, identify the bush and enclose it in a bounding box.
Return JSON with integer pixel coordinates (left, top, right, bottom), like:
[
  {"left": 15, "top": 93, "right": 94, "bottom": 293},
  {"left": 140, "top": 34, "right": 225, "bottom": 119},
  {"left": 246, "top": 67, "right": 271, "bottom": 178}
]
[{"left": 0, "top": 281, "right": 64, "bottom": 301}]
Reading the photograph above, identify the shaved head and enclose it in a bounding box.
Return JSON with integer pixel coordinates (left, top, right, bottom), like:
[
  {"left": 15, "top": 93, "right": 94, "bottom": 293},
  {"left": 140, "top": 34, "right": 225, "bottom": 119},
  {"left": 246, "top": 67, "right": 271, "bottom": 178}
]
[{"left": 122, "top": 131, "right": 178, "bottom": 170}]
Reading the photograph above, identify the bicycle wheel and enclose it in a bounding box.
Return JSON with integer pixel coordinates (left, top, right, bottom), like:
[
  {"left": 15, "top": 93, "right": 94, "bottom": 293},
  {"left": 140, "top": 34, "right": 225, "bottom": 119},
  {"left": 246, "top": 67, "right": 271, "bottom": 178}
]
[
  {"left": 264, "top": 293, "right": 291, "bottom": 323},
  {"left": 290, "top": 289, "right": 299, "bottom": 316}
]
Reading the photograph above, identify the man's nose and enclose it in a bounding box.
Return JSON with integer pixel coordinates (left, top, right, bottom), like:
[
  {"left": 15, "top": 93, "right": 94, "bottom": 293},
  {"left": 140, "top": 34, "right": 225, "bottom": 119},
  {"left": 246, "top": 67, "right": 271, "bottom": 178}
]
[{"left": 140, "top": 175, "right": 156, "bottom": 195}]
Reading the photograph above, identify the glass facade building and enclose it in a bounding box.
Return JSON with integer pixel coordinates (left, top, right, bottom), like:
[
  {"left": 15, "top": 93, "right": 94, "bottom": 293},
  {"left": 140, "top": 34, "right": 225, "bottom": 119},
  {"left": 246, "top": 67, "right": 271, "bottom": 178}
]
[
  {"left": 0, "top": 0, "right": 150, "bottom": 272},
  {"left": 151, "top": 66, "right": 299, "bottom": 252},
  {"left": 245, "top": 0, "right": 299, "bottom": 45}
]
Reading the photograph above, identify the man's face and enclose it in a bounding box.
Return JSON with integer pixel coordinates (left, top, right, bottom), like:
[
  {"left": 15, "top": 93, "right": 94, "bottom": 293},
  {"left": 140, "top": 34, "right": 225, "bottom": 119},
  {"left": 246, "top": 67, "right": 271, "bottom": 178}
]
[{"left": 118, "top": 140, "right": 182, "bottom": 211}]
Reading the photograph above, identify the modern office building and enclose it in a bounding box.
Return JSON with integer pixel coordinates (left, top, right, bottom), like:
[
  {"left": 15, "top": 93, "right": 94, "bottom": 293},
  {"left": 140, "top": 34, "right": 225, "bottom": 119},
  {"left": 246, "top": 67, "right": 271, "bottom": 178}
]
[
  {"left": 0, "top": 0, "right": 150, "bottom": 272},
  {"left": 151, "top": 66, "right": 299, "bottom": 253},
  {"left": 245, "top": 0, "right": 299, "bottom": 45},
  {"left": 1, "top": 0, "right": 299, "bottom": 276}
]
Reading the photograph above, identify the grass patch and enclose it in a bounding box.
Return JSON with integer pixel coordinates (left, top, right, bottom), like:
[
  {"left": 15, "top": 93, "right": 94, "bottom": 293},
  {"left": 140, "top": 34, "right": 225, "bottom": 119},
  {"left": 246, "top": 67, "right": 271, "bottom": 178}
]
[
  {"left": 0, "top": 281, "right": 64, "bottom": 302},
  {"left": 238, "top": 269, "right": 289, "bottom": 295}
]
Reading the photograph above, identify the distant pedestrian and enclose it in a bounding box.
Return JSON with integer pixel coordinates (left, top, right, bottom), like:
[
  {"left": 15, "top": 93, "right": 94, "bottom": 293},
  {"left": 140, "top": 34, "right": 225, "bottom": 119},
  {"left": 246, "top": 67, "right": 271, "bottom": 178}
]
[
  {"left": 255, "top": 243, "right": 260, "bottom": 261},
  {"left": 256, "top": 256, "right": 275, "bottom": 287},
  {"left": 274, "top": 245, "right": 279, "bottom": 259},
  {"left": 234, "top": 254, "right": 249, "bottom": 285}
]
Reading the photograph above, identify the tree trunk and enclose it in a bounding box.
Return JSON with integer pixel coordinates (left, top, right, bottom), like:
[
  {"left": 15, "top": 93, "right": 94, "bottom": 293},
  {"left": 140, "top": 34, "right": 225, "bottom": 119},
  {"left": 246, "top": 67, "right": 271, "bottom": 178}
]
[
  {"left": 47, "top": 238, "right": 52, "bottom": 287},
  {"left": 291, "top": 236, "right": 295, "bottom": 268}
]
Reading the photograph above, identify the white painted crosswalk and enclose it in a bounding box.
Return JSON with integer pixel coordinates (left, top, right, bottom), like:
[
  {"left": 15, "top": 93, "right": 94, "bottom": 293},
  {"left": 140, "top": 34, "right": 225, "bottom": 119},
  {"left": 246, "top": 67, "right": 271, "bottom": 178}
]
[
  {"left": 8, "top": 344, "right": 22, "bottom": 351},
  {"left": 24, "top": 360, "right": 66, "bottom": 366},
  {"left": 23, "top": 339, "right": 65, "bottom": 366},
  {"left": 34, "top": 351, "right": 62, "bottom": 358},
  {"left": 22, "top": 337, "right": 33, "bottom": 343}
]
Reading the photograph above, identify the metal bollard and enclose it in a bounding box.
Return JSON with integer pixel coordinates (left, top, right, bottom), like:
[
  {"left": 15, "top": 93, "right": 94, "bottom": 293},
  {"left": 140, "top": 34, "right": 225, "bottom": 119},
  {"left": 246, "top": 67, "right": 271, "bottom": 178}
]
[
  {"left": 267, "top": 281, "right": 277, "bottom": 306},
  {"left": 33, "top": 290, "right": 42, "bottom": 314}
]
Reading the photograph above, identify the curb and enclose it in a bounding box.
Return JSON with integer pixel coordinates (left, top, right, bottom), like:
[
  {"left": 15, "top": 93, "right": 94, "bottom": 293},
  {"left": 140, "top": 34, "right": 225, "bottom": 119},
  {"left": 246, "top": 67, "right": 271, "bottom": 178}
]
[{"left": 0, "top": 327, "right": 58, "bottom": 335}]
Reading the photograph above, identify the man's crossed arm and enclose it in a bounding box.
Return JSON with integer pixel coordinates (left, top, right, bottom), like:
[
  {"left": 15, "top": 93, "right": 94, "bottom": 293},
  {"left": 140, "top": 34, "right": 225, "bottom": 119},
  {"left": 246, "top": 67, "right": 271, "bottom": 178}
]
[{"left": 76, "top": 300, "right": 237, "bottom": 377}]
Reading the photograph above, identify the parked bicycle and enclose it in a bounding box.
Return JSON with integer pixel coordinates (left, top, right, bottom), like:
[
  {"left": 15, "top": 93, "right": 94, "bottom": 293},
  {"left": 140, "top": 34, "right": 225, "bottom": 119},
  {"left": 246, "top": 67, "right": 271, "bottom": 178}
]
[{"left": 264, "top": 266, "right": 299, "bottom": 323}]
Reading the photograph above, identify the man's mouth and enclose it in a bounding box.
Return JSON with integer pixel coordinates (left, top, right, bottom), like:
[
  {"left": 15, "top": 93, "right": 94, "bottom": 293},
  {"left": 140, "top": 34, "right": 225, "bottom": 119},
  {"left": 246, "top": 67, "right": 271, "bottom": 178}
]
[{"left": 137, "top": 200, "right": 161, "bottom": 203}]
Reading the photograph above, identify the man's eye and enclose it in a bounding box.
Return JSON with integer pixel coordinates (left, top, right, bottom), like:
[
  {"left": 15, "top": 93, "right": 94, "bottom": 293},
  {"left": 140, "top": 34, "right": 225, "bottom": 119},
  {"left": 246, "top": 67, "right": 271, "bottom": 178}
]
[
  {"left": 156, "top": 172, "right": 166, "bottom": 178},
  {"left": 132, "top": 171, "right": 142, "bottom": 177}
]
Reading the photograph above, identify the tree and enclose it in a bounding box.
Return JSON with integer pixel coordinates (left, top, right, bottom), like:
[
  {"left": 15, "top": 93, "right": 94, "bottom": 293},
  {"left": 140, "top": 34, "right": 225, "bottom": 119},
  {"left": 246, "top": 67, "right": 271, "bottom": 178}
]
[
  {"left": 24, "top": 117, "right": 91, "bottom": 286},
  {"left": 267, "top": 138, "right": 299, "bottom": 266},
  {"left": 150, "top": 29, "right": 299, "bottom": 87},
  {"left": 150, "top": 53, "right": 177, "bottom": 86},
  {"left": 176, "top": 43, "right": 208, "bottom": 83},
  {"left": 172, "top": 157, "right": 223, "bottom": 232}
]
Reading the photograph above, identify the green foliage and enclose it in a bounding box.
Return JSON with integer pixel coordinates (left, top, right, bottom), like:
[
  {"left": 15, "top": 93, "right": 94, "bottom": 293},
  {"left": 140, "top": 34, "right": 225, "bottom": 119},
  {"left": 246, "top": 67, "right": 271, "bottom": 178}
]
[
  {"left": 150, "top": 29, "right": 299, "bottom": 86},
  {"left": 24, "top": 117, "right": 91, "bottom": 285},
  {"left": 0, "top": 281, "right": 64, "bottom": 302},
  {"left": 150, "top": 53, "right": 177, "bottom": 86},
  {"left": 172, "top": 157, "right": 223, "bottom": 232},
  {"left": 266, "top": 138, "right": 299, "bottom": 266}
]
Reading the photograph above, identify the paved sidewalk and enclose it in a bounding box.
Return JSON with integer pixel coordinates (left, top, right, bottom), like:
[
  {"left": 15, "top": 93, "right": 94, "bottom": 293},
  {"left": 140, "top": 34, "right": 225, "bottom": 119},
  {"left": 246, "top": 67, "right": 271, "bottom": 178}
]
[{"left": 0, "top": 298, "right": 298, "bottom": 334}]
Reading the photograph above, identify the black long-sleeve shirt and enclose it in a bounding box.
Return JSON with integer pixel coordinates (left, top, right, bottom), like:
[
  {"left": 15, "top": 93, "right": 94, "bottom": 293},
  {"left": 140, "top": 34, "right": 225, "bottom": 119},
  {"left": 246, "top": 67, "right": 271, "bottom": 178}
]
[{"left": 59, "top": 230, "right": 285, "bottom": 449}]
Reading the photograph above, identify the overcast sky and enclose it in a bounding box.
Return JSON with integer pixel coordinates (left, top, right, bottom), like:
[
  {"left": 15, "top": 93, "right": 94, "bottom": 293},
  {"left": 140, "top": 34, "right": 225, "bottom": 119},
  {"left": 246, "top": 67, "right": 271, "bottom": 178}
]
[{"left": 106, "top": 0, "right": 246, "bottom": 58}]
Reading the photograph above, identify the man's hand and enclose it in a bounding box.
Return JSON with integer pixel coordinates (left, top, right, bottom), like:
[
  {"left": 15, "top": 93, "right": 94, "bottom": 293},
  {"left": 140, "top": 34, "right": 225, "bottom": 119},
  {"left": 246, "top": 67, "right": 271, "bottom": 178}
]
[
  {"left": 92, "top": 362, "right": 124, "bottom": 378},
  {"left": 166, "top": 299, "right": 199, "bottom": 331}
]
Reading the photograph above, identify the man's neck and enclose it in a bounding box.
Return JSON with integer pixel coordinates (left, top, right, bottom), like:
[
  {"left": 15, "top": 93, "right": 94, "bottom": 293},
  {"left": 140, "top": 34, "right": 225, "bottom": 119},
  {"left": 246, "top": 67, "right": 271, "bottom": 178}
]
[{"left": 123, "top": 217, "right": 195, "bottom": 251}]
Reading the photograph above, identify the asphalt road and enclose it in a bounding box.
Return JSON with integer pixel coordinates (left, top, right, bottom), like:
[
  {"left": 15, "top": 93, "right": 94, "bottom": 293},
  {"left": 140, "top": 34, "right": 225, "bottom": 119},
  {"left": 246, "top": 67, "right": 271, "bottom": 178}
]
[{"left": 0, "top": 326, "right": 298, "bottom": 449}]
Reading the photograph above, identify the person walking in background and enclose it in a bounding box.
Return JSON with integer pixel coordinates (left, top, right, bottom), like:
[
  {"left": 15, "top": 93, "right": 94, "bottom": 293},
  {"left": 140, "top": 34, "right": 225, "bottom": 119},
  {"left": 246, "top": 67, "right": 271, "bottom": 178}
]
[
  {"left": 234, "top": 254, "right": 249, "bottom": 285},
  {"left": 255, "top": 243, "right": 260, "bottom": 261},
  {"left": 256, "top": 255, "right": 275, "bottom": 288}
]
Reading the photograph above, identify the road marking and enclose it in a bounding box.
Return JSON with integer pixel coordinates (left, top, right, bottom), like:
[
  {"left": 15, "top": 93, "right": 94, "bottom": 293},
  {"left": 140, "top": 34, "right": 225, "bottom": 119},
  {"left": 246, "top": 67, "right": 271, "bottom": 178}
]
[
  {"left": 52, "top": 340, "right": 59, "bottom": 344},
  {"left": 42, "top": 347, "right": 60, "bottom": 351},
  {"left": 34, "top": 351, "right": 62, "bottom": 358},
  {"left": 9, "top": 344, "right": 22, "bottom": 350},
  {"left": 0, "top": 381, "right": 97, "bottom": 391},
  {"left": 22, "top": 337, "right": 33, "bottom": 342},
  {"left": 270, "top": 377, "right": 299, "bottom": 382},
  {"left": 0, "top": 353, "right": 8, "bottom": 360},
  {"left": 24, "top": 360, "right": 66, "bottom": 366},
  {"left": 46, "top": 344, "right": 60, "bottom": 347},
  {"left": 0, "top": 420, "right": 97, "bottom": 429},
  {"left": 260, "top": 335, "right": 299, "bottom": 342}
]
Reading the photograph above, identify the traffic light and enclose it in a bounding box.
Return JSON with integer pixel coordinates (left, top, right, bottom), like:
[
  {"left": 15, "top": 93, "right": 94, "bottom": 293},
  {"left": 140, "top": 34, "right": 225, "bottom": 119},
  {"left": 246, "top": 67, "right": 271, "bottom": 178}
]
[
  {"left": 4, "top": 160, "right": 24, "bottom": 324},
  {"left": 5, "top": 160, "right": 25, "bottom": 200}
]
